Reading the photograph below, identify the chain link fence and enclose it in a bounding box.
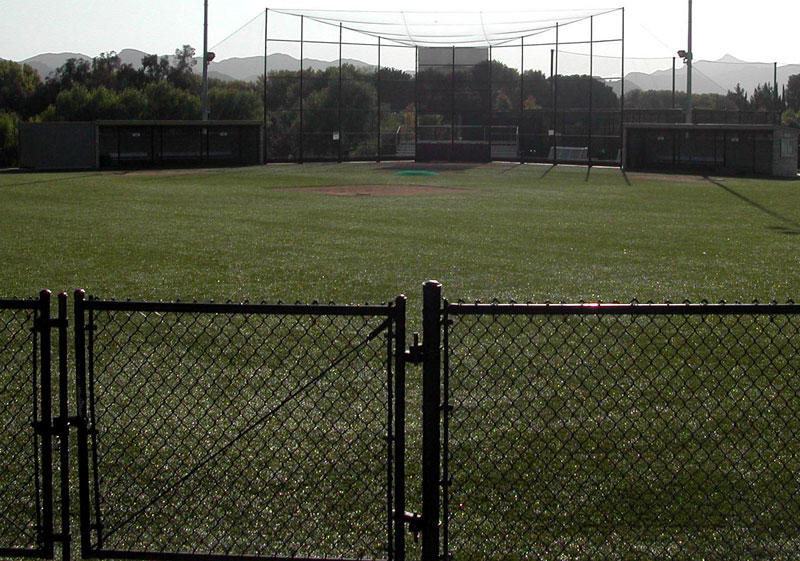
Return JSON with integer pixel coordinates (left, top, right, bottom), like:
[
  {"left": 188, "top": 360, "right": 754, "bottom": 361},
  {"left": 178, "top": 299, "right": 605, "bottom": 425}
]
[
  {"left": 0, "top": 296, "right": 51, "bottom": 557},
  {"left": 75, "top": 296, "right": 404, "bottom": 561},
  {"left": 442, "top": 302, "right": 800, "bottom": 560}
]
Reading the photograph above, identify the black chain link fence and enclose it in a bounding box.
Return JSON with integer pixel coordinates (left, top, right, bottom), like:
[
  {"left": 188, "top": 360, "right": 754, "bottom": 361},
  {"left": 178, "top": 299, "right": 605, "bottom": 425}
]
[
  {"left": 0, "top": 298, "right": 49, "bottom": 557},
  {"left": 442, "top": 302, "right": 800, "bottom": 561},
  {"left": 75, "top": 297, "right": 402, "bottom": 561}
]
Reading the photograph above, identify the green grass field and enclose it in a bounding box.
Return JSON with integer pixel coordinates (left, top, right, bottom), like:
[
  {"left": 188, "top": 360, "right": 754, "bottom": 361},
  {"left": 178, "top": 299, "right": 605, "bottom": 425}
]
[
  {"left": 3, "top": 162, "right": 800, "bottom": 559},
  {"left": 1, "top": 162, "right": 799, "bottom": 308}
]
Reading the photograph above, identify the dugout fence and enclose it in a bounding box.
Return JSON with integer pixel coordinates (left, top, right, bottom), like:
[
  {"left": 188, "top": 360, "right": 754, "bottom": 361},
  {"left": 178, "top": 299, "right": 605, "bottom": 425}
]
[{"left": 5, "top": 283, "right": 800, "bottom": 561}]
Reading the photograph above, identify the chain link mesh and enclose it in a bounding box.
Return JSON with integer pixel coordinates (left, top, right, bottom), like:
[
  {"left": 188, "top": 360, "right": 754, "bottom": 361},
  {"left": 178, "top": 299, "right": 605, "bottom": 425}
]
[
  {"left": 82, "top": 303, "right": 396, "bottom": 560},
  {"left": 444, "top": 305, "right": 800, "bottom": 560},
  {"left": 0, "top": 303, "right": 42, "bottom": 553}
]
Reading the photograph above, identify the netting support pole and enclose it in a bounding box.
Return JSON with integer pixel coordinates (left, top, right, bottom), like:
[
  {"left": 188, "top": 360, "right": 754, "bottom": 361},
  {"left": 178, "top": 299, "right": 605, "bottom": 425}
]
[
  {"left": 377, "top": 36, "right": 381, "bottom": 162},
  {"left": 488, "top": 45, "right": 493, "bottom": 161},
  {"left": 299, "top": 15, "right": 304, "bottom": 164},
  {"left": 414, "top": 46, "right": 418, "bottom": 162},
  {"left": 554, "top": 22, "right": 559, "bottom": 166},
  {"left": 672, "top": 57, "right": 676, "bottom": 109},
  {"left": 520, "top": 37, "right": 524, "bottom": 164},
  {"left": 263, "top": 8, "right": 268, "bottom": 165},
  {"left": 620, "top": 7, "right": 625, "bottom": 161},
  {"left": 338, "top": 22, "right": 343, "bottom": 163},
  {"left": 588, "top": 15, "right": 594, "bottom": 167},
  {"left": 774, "top": 62, "right": 779, "bottom": 122},
  {"left": 451, "top": 46, "right": 455, "bottom": 159}
]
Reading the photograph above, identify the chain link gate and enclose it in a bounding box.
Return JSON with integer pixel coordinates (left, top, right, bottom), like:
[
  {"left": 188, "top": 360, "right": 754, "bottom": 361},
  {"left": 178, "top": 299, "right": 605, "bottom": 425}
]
[
  {"left": 73, "top": 291, "right": 407, "bottom": 561},
  {"left": 1, "top": 292, "right": 71, "bottom": 560},
  {"left": 420, "top": 280, "right": 800, "bottom": 561}
]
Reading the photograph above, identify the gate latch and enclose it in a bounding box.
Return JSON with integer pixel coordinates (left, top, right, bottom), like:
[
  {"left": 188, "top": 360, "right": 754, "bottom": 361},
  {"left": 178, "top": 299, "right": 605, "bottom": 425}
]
[
  {"left": 405, "top": 333, "right": 423, "bottom": 364},
  {"left": 400, "top": 511, "right": 423, "bottom": 541}
]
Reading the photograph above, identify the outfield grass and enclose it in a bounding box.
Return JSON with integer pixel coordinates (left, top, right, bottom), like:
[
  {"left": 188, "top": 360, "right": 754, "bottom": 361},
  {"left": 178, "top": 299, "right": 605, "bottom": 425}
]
[
  {"left": 1, "top": 163, "right": 799, "bottom": 309},
  {"left": 3, "top": 162, "right": 800, "bottom": 559}
]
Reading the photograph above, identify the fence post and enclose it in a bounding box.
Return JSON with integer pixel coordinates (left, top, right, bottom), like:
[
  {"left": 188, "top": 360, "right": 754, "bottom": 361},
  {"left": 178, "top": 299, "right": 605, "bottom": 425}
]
[
  {"left": 38, "top": 290, "right": 54, "bottom": 558},
  {"left": 394, "top": 295, "right": 407, "bottom": 561},
  {"left": 73, "top": 290, "right": 92, "bottom": 555},
  {"left": 57, "top": 293, "right": 71, "bottom": 561},
  {"left": 421, "top": 280, "right": 442, "bottom": 561}
]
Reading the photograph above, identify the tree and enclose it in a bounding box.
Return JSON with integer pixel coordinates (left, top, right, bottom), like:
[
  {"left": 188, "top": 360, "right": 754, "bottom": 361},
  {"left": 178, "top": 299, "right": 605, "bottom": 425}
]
[
  {"left": 0, "top": 60, "right": 41, "bottom": 116},
  {"left": 141, "top": 54, "right": 171, "bottom": 82},
  {"left": 751, "top": 82, "right": 780, "bottom": 112},
  {"left": 726, "top": 83, "right": 749, "bottom": 111},
  {"left": 168, "top": 45, "right": 199, "bottom": 92},
  {"left": 209, "top": 86, "right": 261, "bottom": 120},
  {"left": 143, "top": 81, "right": 201, "bottom": 119},
  {"left": 0, "top": 111, "right": 19, "bottom": 166},
  {"left": 786, "top": 74, "right": 800, "bottom": 112},
  {"left": 52, "top": 58, "right": 91, "bottom": 89}
]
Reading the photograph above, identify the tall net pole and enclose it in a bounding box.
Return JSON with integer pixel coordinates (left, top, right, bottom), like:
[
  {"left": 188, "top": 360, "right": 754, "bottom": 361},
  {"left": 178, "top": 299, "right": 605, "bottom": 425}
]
[
  {"left": 202, "top": 0, "right": 209, "bottom": 121},
  {"left": 263, "top": 8, "right": 268, "bottom": 163}
]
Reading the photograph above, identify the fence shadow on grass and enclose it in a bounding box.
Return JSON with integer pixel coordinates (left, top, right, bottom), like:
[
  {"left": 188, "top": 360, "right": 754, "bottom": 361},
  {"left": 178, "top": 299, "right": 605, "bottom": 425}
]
[{"left": 705, "top": 175, "right": 800, "bottom": 235}]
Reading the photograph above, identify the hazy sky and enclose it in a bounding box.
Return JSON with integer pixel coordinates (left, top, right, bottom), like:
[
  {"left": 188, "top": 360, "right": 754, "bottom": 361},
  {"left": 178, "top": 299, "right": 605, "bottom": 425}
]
[{"left": 1, "top": 0, "right": 798, "bottom": 66}]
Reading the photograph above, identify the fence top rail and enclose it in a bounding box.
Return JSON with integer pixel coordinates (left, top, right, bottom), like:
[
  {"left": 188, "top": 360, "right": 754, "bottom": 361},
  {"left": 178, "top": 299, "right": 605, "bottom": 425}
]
[
  {"left": 91, "top": 548, "right": 388, "bottom": 561},
  {"left": 444, "top": 300, "right": 800, "bottom": 316},
  {"left": 0, "top": 298, "right": 44, "bottom": 311},
  {"left": 79, "top": 296, "right": 397, "bottom": 317}
]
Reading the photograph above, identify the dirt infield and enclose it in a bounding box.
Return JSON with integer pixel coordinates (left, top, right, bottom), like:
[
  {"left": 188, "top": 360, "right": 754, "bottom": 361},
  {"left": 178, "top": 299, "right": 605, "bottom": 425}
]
[
  {"left": 118, "top": 169, "right": 217, "bottom": 177},
  {"left": 284, "top": 184, "right": 468, "bottom": 196},
  {"left": 627, "top": 173, "right": 723, "bottom": 184}
]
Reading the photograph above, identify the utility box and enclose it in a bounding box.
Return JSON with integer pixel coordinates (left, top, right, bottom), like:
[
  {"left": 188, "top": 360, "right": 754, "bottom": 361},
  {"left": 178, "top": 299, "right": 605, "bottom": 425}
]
[{"left": 623, "top": 123, "right": 799, "bottom": 178}]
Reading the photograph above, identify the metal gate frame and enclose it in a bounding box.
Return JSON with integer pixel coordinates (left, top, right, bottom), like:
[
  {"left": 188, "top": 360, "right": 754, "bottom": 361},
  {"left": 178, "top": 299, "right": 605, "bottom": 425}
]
[
  {"left": 0, "top": 291, "right": 70, "bottom": 561},
  {"left": 73, "top": 291, "right": 407, "bottom": 561}
]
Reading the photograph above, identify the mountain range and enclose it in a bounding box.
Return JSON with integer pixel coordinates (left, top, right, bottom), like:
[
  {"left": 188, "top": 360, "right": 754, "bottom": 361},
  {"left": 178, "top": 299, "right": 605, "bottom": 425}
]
[
  {"left": 19, "top": 48, "right": 374, "bottom": 83},
  {"left": 17, "top": 49, "right": 800, "bottom": 96}
]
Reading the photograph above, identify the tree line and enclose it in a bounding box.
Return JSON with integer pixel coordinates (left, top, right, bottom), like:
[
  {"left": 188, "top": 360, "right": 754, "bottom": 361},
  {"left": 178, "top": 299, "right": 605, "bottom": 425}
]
[{"left": 1, "top": 45, "right": 799, "bottom": 165}]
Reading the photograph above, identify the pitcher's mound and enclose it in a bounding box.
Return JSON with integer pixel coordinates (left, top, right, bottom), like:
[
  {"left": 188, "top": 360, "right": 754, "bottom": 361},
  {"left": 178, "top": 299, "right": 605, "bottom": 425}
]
[{"left": 289, "top": 184, "right": 467, "bottom": 197}]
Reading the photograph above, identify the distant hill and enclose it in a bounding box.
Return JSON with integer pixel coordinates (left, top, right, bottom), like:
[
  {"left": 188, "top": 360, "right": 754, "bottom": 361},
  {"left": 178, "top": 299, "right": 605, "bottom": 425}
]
[
  {"left": 17, "top": 50, "right": 800, "bottom": 94},
  {"left": 611, "top": 54, "right": 800, "bottom": 96},
  {"left": 18, "top": 50, "right": 375, "bottom": 82}
]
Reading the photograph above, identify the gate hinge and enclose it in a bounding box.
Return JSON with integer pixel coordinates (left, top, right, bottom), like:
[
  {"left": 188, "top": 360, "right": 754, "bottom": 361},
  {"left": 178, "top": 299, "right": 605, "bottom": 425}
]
[{"left": 405, "top": 332, "right": 423, "bottom": 364}]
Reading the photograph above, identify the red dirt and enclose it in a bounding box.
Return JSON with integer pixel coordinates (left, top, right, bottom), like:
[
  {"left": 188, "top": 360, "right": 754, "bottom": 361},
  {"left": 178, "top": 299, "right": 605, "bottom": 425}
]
[
  {"left": 627, "top": 173, "right": 721, "bottom": 184},
  {"left": 283, "top": 184, "right": 468, "bottom": 197},
  {"left": 117, "top": 169, "right": 218, "bottom": 177}
]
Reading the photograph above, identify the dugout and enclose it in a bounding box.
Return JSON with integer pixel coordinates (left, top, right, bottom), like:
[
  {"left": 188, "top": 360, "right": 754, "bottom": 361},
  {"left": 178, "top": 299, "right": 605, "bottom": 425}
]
[
  {"left": 19, "top": 121, "right": 264, "bottom": 170},
  {"left": 623, "top": 123, "right": 799, "bottom": 178}
]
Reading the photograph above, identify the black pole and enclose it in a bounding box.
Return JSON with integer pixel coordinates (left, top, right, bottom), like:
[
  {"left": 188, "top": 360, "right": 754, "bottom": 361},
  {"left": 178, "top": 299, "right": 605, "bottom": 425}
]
[
  {"left": 264, "top": 8, "right": 269, "bottom": 164},
  {"left": 451, "top": 45, "right": 455, "bottom": 160},
  {"left": 589, "top": 15, "right": 594, "bottom": 167},
  {"left": 520, "top": 36, "right": 524, "bottom": 163},
  {"left": 421, "top": 280, "right": 442, "bottom": 561},
  {"left": 488, "top": 45, "right": 493, "bottom": 161},
  {"left": 74, "top": 290, "right": 91, "bottom": 556},
  {"left": 299, "top": 15, "right": 304, "bottom": 163},
  {"left": 620, "top": 7, "right": 625, "bottom": 164},
  {"left": 774, "top": 61, "right": 779, "bottom": 119},
  {"left": 57, "top": 292, "right": 70, "bottom": 561},
  {"left": 672, "top": 56, "right": 676, "bottom": 109},
  {"left": 393, "top": 295, "right": 407, "bottom": 561},
  {"left": 338, "top": 22, "right": 343, "bottom": 163},
  {"left": 554, "top": 22, "right": 559, "bottom": 165},
  {"left": 414, "top": 45, "right": 418, "bottom": 162},
  {"left": 38, "top": 290, "right": 54, "bottom": 559},
  {"left": 377, "top": 36, "right": 381, "bottom": 162}
]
